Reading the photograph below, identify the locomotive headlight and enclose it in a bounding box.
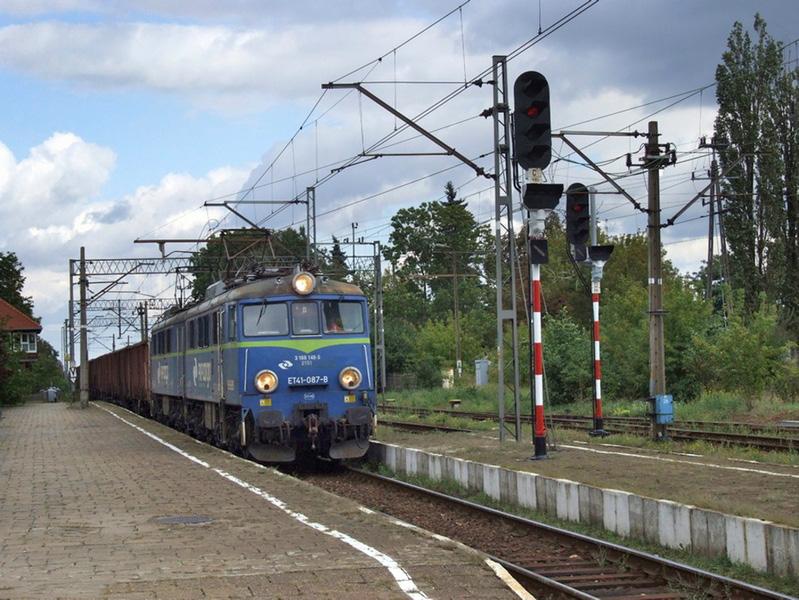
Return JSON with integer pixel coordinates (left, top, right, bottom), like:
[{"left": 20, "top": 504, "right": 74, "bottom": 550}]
[
  {"left": 292, "top": 272, "right": 315, "bottom": 295},
  {"left": 339, "top": 366, "right": 362, "bottom": 390},
  {"left": 254, "top": 369, "right": 278, "bottom": 394}
]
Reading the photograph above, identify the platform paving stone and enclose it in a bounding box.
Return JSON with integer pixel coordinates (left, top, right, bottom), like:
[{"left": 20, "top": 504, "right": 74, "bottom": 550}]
[{"left": 0, "top": 403, "right": 519, "bottom": 599}]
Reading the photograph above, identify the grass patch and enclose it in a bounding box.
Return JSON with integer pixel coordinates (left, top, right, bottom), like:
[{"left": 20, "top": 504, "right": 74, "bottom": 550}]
[
  {"left": 364, "top": 461, "right": 799, "bottom": 596},
  {"left": 560, "top": 429, "right": 799, "bottom": 466},
  {"left": 382, "top": 386, "right": 799, "bottom": 430},
  {"left": 380, "top": 404, "right": 799, "bottom": 466}
]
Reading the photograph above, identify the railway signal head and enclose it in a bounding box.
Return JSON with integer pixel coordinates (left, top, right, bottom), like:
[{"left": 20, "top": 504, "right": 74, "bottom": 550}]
[
  {"left": 566, "top": 183, "right": 590, "bottom": 247},
  {"left": 513, "top": 71, "right": 552, "bottom": 170},
  {"left": 588, "top": 245, "right": 614, "bottom": 265},
  {"left": 522, "top": 182, "right": 563, "bottom": 211}
]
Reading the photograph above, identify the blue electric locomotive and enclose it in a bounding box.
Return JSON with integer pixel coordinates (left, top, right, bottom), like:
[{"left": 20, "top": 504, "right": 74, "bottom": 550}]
[{"left": 149, "top": 269, "right": 376, "bottom": 462}]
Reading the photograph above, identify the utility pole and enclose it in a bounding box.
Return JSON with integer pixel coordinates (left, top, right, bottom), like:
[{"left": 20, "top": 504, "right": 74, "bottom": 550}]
[
  {"left": 79, "top": 247, "right": 89, "bottom": 409},
  {"left": 432, "top": 244, "right": 463, "bottom": 380},
  {"left": 62, "top": 319, "right": 69, "bottom": 377},
  {"left": 492, "top": 55, "right": 522, "bottom": 442},
  {"left": 697, "top": 136, "right": 731, "bottom": 309},
  {"left": 705, "top": 163, "right": 716, "bottom": 300},
  {"left": 715, "top": 162, "right": 731, "bottom": 312},
  {"left": 452, "top": 251, "right": 461, "bottom": 379},
  {"left": 646, "top": 121, "right": 667, "bottom": 439},
  {"left": 351, "top": 222, "right": 358, "bottom": 268},
  {"left": 372, "top": 242, "right": 386, "bottom": 395},
  {"left": 306, "top": 186, "right": 317, "bottom": 262},
  {"left": 68, "top": 261, "right": 75, "bottom": 385},
  {"left": 138, "top": 302, "right": 148, "bottom": 342}
]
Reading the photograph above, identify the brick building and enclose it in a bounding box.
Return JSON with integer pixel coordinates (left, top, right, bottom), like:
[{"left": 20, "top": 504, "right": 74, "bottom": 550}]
[{"left": 0, "top": 298, "right": 42, "bottom": 365}]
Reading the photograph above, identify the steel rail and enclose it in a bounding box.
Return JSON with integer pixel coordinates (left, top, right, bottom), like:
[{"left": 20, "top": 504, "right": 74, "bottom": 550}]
[
  {"left": 346, "top": 467, "right": 793, "bottom": 600},
  {"left": 377, "top": 418, "right": 472, "bottom": 433},
  {"left": 378, "top": 405, "right": 799, "bottom": 451}
]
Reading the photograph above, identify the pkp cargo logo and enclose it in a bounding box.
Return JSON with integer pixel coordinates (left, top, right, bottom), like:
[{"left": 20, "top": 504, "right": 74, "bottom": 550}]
[{"left": 278, "top": 360, "right": 293, "bottom": 370}]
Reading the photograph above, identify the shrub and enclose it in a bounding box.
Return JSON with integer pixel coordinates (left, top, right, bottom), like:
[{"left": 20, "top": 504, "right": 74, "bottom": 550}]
[
  {"left": 689, "top": 304, "right": 792, "bottom": 406},
  {"left": 541, "top": 312, "right": 592, "bottom": 405}
]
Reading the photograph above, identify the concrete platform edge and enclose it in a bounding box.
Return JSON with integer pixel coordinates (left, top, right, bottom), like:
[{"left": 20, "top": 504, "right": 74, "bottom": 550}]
[{"left": 368, "top": 441, "right": 799, "bottom": 577}]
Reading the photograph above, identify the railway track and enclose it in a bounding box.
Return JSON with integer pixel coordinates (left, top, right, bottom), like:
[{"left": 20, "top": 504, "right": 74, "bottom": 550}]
[
  {"left": 300, "top": 466, "right": 792, "bottom": 600},
  {"left": 379, "top": 405, "right": 799, "bottom": 452}
]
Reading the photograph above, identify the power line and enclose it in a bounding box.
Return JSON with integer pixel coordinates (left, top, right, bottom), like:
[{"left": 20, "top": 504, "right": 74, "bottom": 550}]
[{"left": 309, "top": 1, "right": 598, "bottom": 197}]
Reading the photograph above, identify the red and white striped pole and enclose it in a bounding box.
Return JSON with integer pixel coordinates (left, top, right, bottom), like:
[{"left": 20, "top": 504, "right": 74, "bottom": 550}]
[
  {"left": 590, "top": 280, "right": 608, "bottom": 436},
  {"left": 531, "top": 262, "right": 547, "bottom": 458}
]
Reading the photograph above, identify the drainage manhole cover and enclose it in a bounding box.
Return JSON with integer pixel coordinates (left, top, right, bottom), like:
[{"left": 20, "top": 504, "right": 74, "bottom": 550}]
[{"left": 154, "top": 515, "right": 213, "bottom": 525}]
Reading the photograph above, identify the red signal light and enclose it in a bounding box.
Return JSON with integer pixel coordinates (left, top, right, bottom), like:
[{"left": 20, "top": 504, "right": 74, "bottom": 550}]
[
  {"left": 526, "top": 106, "right": 540, "bottom": 118},
  {"left": 573, "top": 203, "right": 586, "bottom": 212}
]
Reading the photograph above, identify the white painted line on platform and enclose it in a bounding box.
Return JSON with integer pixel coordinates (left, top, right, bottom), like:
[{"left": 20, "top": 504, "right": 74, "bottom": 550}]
[
  {"left": 215, "top": 469, "right": 430, "bottom": 600},
  {"left": 572, "top": 439, "right": 705, "bottom": 457},
  {"left": 97, "top": 403, "right": 430, "bottom": 600},
  {"left": 572, "top": 438, "right": 799, "bottom": 465},
  {"left": 729, "top": 457, "right": 799, "bottom": 469},
  {"left": 560, "top": 443, "right": 799, "bottom": 479},
  {"left": 385, "top": 516, "right": 534, "bottom": 598},
  {"left": 484, "top": 559, "right": 536, "bottom": 600},
  {"left": 101, "top": 406, "right": 210, "bottom": 468}
]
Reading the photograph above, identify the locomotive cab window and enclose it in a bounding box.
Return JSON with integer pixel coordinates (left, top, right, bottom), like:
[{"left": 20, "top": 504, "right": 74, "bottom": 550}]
[
  {"left": 227, "top": 305, "right": 236, "bottom": 341},
  {"left": 243, "top": 303, "right": 288, "bottom": 336},
  {"left": 323, "top": 300, "right": 364, "bottom": 334},
  {"left": 291, "top": 302, "right": 319, "bottom": 336}
]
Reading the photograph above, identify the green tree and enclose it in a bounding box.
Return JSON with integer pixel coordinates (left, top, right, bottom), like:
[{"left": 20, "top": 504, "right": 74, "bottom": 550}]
[
  {"left": 0, "top": 252, "right": 34, "bottom": 317},
  {"left": 0, "top": 332, "right": 23, "bottom": 405},
  {"left": 714, "top": 15, "right": 797, "bottom": 319},
  {"left": 0, "top": 339, "right": 70, "bottom": 406},
  {"left": 382, "top": 182, "right": 491, "bottom": 376},
  {"left": 384, "top": 181, "right": 489, "bottom": 320},
  {"left": 540, "top": 312, "right": 592, "bottom": 405},
  {"left": 689, "top": 301, "right": 792, "bottom": 404},
  {"left": 328, "top": 236, "right": 349, "bottom": 281}
]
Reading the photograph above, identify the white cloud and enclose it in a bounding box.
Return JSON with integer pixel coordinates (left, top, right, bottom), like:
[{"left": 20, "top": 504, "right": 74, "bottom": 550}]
[
  {"left": 0, "top": 0, "right": 100, "bottom": 16},
  {"left": 0, "top": 19, "right": 478, "bottom": 111},
  {"left": 0, "top": 131, "right": 253, "bottom": 353},
  {"left": 0, "top": 132, "right": 115, "bottom": 215}
]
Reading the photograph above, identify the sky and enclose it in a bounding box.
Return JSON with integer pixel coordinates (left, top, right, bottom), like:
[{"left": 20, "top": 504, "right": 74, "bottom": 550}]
[{"left": 0, "top": 0, "right": 797, "bottom": 358}]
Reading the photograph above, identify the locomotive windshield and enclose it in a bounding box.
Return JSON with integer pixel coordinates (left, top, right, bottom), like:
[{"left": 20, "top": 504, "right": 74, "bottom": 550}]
[
  {"left": 242, "top": 303, "right": 288, "bottom": 336},
  {"left": 323, "top": 300, "right": 364, "bottom": 334},
  {"left": 241, "top": 299, "right": 366, "bottom": 337},
  {"left": 291, "top": 302, "right": 319, "bottom": 335}
]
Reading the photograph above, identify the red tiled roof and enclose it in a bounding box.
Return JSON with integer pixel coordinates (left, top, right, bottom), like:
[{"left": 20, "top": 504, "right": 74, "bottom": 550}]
[{"left": 0, "top": 299, "right": 41, "bottom": 332}]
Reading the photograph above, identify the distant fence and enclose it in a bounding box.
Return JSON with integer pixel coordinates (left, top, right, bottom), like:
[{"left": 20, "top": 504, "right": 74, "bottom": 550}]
[{"left": 386, "top": 373, "right": 419, "bottom": 391}]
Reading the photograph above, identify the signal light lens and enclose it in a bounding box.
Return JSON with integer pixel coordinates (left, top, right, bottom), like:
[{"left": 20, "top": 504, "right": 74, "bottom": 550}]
[
  {"left": 254, "top": 369, "right": 278, "bottom": 394},
  {"left": 339, "top": 366, "right": 362, "bottom": 390},
  {"left": 526, "top": 106, "right": 540, "bottom": 118}
]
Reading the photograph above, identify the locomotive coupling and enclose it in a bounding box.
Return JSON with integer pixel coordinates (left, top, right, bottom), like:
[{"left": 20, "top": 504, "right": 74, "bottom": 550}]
[{"left": 305, "top": 413, "right": 320, "bottom": 450}]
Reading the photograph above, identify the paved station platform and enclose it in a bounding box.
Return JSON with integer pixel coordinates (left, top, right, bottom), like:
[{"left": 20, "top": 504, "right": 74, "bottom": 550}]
[{"left": 0, "top": 402, "right": 523, "bottom": 600}]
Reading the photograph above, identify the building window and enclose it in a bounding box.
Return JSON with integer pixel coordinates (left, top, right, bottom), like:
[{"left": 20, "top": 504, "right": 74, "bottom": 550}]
[{"left": 18, "top": 333, "right": 37, "bottom": 354}]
